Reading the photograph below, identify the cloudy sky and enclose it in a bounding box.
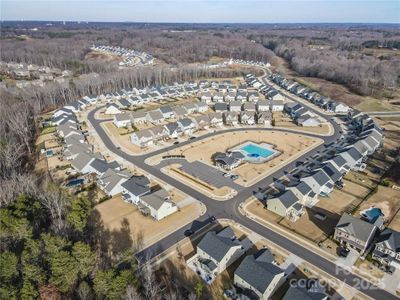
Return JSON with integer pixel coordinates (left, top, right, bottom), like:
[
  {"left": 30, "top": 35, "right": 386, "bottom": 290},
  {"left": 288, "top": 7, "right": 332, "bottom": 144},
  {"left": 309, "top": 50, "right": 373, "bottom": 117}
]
[{"left": 1, "top": 0, "right": 399, "bottom": 23}]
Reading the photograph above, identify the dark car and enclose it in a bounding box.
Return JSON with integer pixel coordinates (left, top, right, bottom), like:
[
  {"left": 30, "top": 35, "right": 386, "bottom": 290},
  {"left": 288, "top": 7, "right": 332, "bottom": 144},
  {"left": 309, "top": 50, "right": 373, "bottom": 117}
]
[
  {"left": 184, "top": 229, "right": 194, "bottom": 237},
  {"left": 189, "top": 136, "right": 196, "bottom": 140},
  {"left": 173, "top": 141, "right": 179, "bottom": 145},
  {"left": 338, "top": 247, "right": 350, "bottom": 257}
]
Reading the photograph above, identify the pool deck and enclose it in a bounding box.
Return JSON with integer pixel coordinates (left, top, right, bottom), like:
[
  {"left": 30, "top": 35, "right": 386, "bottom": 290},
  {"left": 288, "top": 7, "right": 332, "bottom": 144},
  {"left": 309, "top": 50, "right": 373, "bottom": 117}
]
[{"left": 229, "top": 141, "right": 281, "bottom": 164}]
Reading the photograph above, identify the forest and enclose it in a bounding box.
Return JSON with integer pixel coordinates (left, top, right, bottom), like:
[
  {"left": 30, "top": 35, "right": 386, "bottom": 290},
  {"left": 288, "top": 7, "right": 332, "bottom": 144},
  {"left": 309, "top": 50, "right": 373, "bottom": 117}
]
[{"left": 1, "top": 22, "right": 399, "bottom": 299}]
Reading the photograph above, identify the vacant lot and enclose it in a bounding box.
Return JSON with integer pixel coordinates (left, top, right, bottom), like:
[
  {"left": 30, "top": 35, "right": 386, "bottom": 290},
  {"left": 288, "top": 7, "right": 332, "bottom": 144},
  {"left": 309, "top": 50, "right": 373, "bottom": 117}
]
[
  {"left": 96, "top": 195, "right": 202, "bottom": 248},
  {"left": 154, "top": 130, "right": 321, "bottom": 186}
]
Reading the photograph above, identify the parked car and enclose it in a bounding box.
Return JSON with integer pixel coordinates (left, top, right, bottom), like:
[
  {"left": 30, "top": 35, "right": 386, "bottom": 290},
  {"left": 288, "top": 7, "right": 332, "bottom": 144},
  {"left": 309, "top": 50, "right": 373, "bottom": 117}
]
[
  {"left": 230, "top": 174, "right": 239, "bottom": 180},
  {"left": 184, "top": 229, "right": 194, "bottom": 237},
  {"left": 338, "top": 247, "right": 350, "bottom": 257},
  {"left": 173, "top": 141, "right": 179, "bottom": 145}
]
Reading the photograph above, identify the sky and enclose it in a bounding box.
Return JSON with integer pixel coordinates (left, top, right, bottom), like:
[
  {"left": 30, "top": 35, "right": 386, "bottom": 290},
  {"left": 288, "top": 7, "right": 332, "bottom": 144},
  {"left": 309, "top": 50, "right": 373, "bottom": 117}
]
[{"left": 1, "top": 0, "right": 399, "bottom": 23}]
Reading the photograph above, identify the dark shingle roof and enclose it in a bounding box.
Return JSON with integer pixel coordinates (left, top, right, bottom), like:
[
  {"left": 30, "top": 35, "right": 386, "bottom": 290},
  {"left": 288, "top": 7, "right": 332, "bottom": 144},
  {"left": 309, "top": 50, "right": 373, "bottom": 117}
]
[
  {"left": 235, "top": 253, "right": 283, "bottom": 295},
  {"left": 336, "top": 213, "right": 376, "bottom": 243}
]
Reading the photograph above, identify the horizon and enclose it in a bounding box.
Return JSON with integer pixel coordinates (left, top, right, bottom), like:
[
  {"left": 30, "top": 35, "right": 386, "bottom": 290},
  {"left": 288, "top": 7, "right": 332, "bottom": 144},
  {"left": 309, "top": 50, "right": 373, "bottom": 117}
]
[{"left": 1, "top": 0, "right": 399, "bottom": 23}]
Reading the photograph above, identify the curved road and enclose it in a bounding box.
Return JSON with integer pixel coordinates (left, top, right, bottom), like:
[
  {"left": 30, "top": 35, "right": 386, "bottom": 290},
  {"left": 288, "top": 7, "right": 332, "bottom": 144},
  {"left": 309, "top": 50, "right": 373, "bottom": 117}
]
[{"left": 87, "top": 76, "right": 396, "bottom": 300}]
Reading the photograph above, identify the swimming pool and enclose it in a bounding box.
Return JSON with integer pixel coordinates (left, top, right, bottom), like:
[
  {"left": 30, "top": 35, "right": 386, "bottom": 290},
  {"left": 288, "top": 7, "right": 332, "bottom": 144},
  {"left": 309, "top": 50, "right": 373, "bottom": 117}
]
[{"left": 241, "top": 143, "right": 274, "bottom": 158}]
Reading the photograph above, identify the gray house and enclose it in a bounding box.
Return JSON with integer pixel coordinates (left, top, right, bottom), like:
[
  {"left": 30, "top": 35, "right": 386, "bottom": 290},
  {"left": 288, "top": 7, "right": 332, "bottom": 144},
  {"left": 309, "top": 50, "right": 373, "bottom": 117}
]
[
  {"left": 334, "top": 213, "right": 378, "bottom": 255},
  {"left": 234, "top": 249, "right": 286, "bottom": 300},
  {"left": 372, "top": 229, "right": 400, "bottom": 268}
]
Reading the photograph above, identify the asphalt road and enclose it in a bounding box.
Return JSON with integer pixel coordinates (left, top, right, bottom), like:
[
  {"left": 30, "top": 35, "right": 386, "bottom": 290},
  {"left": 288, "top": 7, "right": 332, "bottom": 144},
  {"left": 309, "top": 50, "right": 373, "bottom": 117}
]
[{"left": 87, "top": 77, "right": 397, "bottom": 300}]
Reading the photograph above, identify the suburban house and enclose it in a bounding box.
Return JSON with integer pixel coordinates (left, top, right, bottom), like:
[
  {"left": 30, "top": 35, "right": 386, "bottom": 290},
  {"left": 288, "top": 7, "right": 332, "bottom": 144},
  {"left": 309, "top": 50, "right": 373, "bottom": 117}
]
[
  {"left": 223, "top": 112, "right": 239, "bottom": 126},
  {"left": 150, "top": 125, "right": 168, "bottom": 141},
  {"left": 338, "top": 147, "right": 365, "bottom": 171},
  {"left": 213, "top": 92, "right": 225, "bottom": 102},
  {"left": 267, "top": 190, "right": 304, "bottom": 222},
  {"left": 183, "top": 103, "right": 197, "bottom": 114},
  {"left": 71, "top": 152, "right": 100, "bottom": 174},
  {"left": 130, "top": 129, "right": 154, "bottom": 147},
  {"left": 270, "top": 100, "right": 284, "bottom": 112},
  {"left": 146, "top": 110, "right": 164, "bottom": 124},
  {"left": 131, "top": 111, "right": 147, "bottom": 125},
  {"left": 208, "top": 112, "right": 223, "bottom": 127},
  {"left": 121, "top": 175, "right": 151, "bottom": 204},
  {"left": 256, "top": 111, "right": 272, "bottom": 126},
  {"left": 372, "top": 228, "right": 400, "bottom": 268},
  {"left": 300, "top": 170, "right": 334, "bottom": 197},
  {"left": 97, "top": 168, "right": 131, "bottom": 196},
  {"left": 243, "top": 102, "right": 256, "bottom": 112},
  {"left": 190, "top": 227, "right": 246, "bottom": 282},
  {"left": 334, "top": 213, "right": 378, "bottom": 255},
  {"left": 240, "top": 111, "right": 255, "bottom": 125},
  {"left": 163, "top": 122, "right": 181, "bottom": 138},
  {"left": 225, "top": 92, "right": 236, "bottom": 102},
  {"left": 283, "top": 281, "right": 328, "bottom": 300},
  {"left": 173, "top": 106, "right": 188, "bottom": 119},
  {"left": 248, "top": 91, "right": 260, "bottom": 102},
  {"left": 113, "top": 113, "right": 132, "bottom": 128},
  {"left": 214, "top": 103, "right": 229, "bottom": 113},
  {"left": 53, "top": 107, "right": 75, "bottom": 118},
  {"left": 200, "top": 92, "right": 212, "bottom": 103},
  {"left": 268, "top": 90, "right": 284, "bottom": 101},
  {"left": 334, "top": 103, "right": 351, "bottom": 114},
  {"left": 104, "top": 103, "right": 122, "bottom": 115},
  {"left": 297, "top": 115, "right": 321, "bottom": 127},
  {"left": 236, "top": 91, "right": 248, "bottom": 102},
  {"left": 234, "top": 249, "right": 286, "bottom": 300},
  {"left": 63, "top": 139, "right": 92, "bottom": 160},
  {"left": 177, "top": 118, "right": 197, "bottom": 135},
  {"left": 286, "top": 181, "right": 317, "bottom": 207},
  {"left": 139, "top": 188, "right": 178, "bottom": 220},
  {"left": 229, "top": 101, "right": 242, "bottom": 112},
  {"left": 195, "top": 102, "right": 209, "bottom": 113},
  {"left": 159, "top": 106, "right": 175, "bottom": 119},
  {"left": 193, "top": 115, "right": 211, "bottom": 130},
  {"left": 257, "top": 100, "right": 270, "bottom": 112}
]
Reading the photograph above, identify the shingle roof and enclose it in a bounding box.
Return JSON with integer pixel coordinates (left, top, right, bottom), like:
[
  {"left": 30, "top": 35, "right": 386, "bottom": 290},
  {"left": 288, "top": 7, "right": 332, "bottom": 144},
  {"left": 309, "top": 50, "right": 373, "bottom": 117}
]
[
  {"left": 336, "top": 213, "right": 376, "bottom": 243},
  {"left": 140, "top": 188, "right": 170, "bottom": 210},
  {"left": 376, "top": 228, "right": 400, "bottom": 252},
  {"left": 283, "top": 286, "right": 327, "bottom": 300},
  {"left": 121, "top": 176, "right": 150, "bottom": 196},
  {"left": 235, "top": 252, "right": 284, "bottom": 295},
  {"left": 197, "top": 227, "right": 241, "bottom": 263},
  {"left": 276, "top": 190, "right": 299, "bottom": 208}
]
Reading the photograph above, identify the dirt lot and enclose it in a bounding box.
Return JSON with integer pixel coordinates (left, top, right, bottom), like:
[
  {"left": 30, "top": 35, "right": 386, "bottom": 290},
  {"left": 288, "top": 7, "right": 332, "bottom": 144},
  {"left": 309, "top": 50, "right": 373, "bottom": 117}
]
[
  {"left": 275, "top": 120, "right": 332, "bottom": 135},
  {"left": 153, "top": 130, "right": 321, "bottom": 186},
  {"left": 96, "top": 195, "right": 202, "bottom": 248}
]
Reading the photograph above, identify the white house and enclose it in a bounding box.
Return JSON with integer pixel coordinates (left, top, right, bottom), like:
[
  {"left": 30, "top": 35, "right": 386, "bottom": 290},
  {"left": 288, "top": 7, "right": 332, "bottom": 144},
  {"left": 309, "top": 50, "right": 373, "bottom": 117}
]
[
  {"left": 270, "top": 100, "right": 284, "bottom": 112},
  {"left": 104, "top": 103, "right": 122, "bottom": 115},
  {"left": 97, "top": 169, "right": 131, "bottom": 196},
  {"left": 139, "top": 188, "right": 178, "bottom": 220},
  {"left": 130, "top": 129, "right": 154, "bottom": 147},
  {"left": 113, "top": 113, "right": 132, "bottom": 128}
]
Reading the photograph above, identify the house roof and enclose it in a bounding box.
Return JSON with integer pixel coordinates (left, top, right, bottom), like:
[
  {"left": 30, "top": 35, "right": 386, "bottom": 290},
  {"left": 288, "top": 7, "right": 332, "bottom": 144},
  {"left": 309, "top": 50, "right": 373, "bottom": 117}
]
[
  {"left": 178, "top": 118, "right": 195, "bottom": 128},
  {"left": 257, "top": 100, "right": 269, "bottom": 107},
  {"left": 132, "top": 111, "right": 147, "bottom": 119},
  {"left": 140, "top": 188, "right": 170, "bottom": 210},
  {"left": 121, "top": 175, "right": 150, "bottom": 196},
  {"left": 164, "top": 122, "right": 180, "bottom": 133},
  {"left": 321, "top": 163, "right": 342, "bottom": 182},
  {"left": 235, "top": 252, "right": 284, "bottom": 295},
  {"left": 310, "top": 170, "right": 332, "bottom": 186},
  {"left": 173, "top": 106, "right": 187, "bottom": 117},
  {"left": 98, "top": 168, "right": 131, "bottom": 193},
  {"left": 159, "top": 106, "right": 173, "bottom": 114},
  {"left": 197, "top": 227, "right": 241, "bottom": 263},
  {"left": 147, "top": 110, "right": 164, "bottom": 121},
  {"left": 114, "top": 113, "right": 131, "bottom": 122},
  {"left": 274, "top": 190, "right": 300, "bottom": 208},
  {"left": 376, "top": 228, "right": 400, "bottom": 252},
  {"left": 283, "top": 286, "right": 327, "bottom": 300},
  {"left": 332, "top": 155, "right": 348, "bottom": 169},
  {"left": 294, "top": 181, "right": 313, "bottom": 196},
  {"left": 71, "top": 152, "right": 96, "bottom": 171},
  {"left": 336, "top": 213, "right": 377, "bottom": 243},
  {"left": 230, "top": 101, "right": 242, "bottom": 108},
  {"left": 215, "top": 103, "right": 228, "bottom": 111},
  {"left": 134, "top": 129, "right": 154, "bottom": 139}
]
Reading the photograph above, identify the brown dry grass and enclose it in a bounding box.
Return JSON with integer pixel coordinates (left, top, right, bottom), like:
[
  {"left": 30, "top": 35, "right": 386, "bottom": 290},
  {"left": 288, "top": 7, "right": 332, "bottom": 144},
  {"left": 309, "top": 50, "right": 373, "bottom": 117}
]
[
  {"left": 102, "top": 122, "right": 143, "bottom": 154},
  {"left": 96, "top": 195, "right": 202, "bottom": 248}
]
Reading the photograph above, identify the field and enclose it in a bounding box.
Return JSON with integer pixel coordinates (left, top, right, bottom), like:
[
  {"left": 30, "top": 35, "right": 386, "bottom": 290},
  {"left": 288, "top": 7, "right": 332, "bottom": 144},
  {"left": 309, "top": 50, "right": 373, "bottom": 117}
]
[
  {"left": 96, "top": 194, "right": 202, "bottom": 248},
  {"left": 153, "top": 130, "right": 322, "bottom": 187}
]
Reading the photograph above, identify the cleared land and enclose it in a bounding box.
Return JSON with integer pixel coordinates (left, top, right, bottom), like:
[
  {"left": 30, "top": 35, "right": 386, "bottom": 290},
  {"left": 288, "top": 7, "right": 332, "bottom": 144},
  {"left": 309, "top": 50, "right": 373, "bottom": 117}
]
[
  {"left": 102, "top": 122, "right": 143, "bottom": 154},
  {"left": 96, "top": 194, "right": 202, "bottom": 248},
  {"left": 154, "top": 130, "right": 321, "bottom": 187}
]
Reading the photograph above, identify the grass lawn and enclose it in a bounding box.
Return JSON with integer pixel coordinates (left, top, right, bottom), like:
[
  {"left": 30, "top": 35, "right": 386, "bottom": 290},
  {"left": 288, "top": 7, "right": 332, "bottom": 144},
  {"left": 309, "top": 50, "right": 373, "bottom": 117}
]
[{"left": 41, "top": 126, "right": 57, "bottom": 135}]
